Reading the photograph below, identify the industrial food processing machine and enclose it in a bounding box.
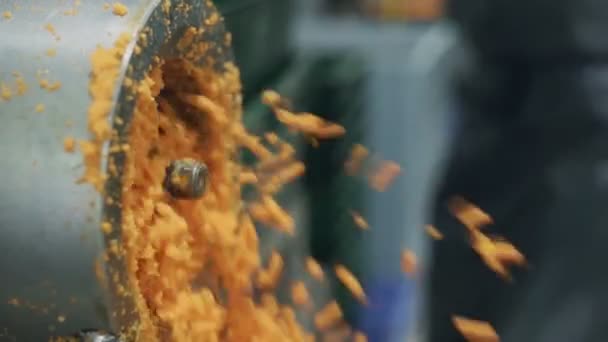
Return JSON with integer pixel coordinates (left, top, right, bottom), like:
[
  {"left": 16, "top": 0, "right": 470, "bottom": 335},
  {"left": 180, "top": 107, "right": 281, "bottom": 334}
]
[{"left": 0, "top": 0, "right": 367, "bottom": 341}]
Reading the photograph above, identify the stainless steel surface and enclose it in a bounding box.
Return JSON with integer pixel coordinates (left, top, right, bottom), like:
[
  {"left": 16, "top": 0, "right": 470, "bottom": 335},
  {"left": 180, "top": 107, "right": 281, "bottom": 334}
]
[
  {"left": 0, "top": 1, "right": 232, "bottom": 340},
  {"left": 163, "top": 159, "right": 209, "bottom": 199},
  {"left": 76, "top": 329, "right": 121, "bottom": 342}
]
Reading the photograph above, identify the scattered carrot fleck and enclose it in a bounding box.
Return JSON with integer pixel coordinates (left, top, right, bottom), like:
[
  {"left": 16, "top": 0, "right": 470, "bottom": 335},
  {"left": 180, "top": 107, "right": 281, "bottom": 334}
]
[
  {"left": 112, "top": 2, "right": 129, "bottom": 16},
  {"left": 63, "top": 136, "right": 76, "bottom": 153},
  {"left": 452, "top": 316, "right": 500, "bottom": 342},
  {"left": 1, "top": 82, "right": 12, "bottom": 101},
  {"left": 35, "top": 104, "right": 45, "bottom": 113},
  {"left": 46, "top": 48, "right": 57, "bottom": 57},
  {"left": 44, "top": 23, "right": 60, "bottom": 40},
  {"left": 345, "top": 144, "right": 369, "bottom": 175},
  {"left": 101, "top": 222, "right": 112, "bottom": 234},
  {"left": 2, "top": 11, "right": 12, "bottom": 20},
  {"left": 448, "top": 196, "right": 493, "bottom": 231}
]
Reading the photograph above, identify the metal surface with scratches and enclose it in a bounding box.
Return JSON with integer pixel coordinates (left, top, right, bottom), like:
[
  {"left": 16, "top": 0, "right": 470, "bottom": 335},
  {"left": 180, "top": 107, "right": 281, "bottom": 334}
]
[{"left": 0, "top": 1, "right": 232, "bottom": 340}]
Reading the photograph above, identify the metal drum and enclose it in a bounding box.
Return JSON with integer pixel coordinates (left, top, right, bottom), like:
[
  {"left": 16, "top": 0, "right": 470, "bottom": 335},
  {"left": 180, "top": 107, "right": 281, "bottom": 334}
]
[{"left": 0, "top": 1, "right": 233, "bottom": 340}]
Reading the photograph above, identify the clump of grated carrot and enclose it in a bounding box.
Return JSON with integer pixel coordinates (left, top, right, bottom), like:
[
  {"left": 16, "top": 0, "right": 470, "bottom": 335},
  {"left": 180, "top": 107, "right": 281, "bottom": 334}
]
[{"left": 452, "top": 316, "right": 500, "bottom": 342}]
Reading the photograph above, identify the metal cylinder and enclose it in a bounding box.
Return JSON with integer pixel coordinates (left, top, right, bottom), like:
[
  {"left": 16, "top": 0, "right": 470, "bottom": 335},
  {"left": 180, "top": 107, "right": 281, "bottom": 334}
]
[{"left": 0, "top": 1, "right": 232, "bottom": 340}]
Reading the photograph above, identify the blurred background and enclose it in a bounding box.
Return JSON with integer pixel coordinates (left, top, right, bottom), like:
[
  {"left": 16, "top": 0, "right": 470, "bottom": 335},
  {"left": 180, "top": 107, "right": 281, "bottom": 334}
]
[
  {"left": 218, "top": 0, "right": 608, "bottom": 341},
  {"left": 216, "top": 0, "right": 446, "bottom": 340}
]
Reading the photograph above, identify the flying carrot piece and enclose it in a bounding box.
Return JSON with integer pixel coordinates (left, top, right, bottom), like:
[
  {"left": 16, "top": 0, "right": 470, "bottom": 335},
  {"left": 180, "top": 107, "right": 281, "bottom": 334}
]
[
  {"left": 314, "top": 301, "right": 343, "bottom": 331},
  {"left": 425, "top": 224, "right": 444, "bottom": 240},
  {"left": 306, "top": 257, "right": 325, "bottom": 282},
  {"left": 449, "top": 196, "right": 493, "bottom": 230},
  {"left": 334, "top": 265, "right": 367, "bottom": 305},
  {"left": 345, "top": 144, "right": 369, "bottom": 176},
  {"left": 291, "top": 281, "right": 311, "bottom": 307},
  {"left": 470, "top": 230, "right": 525, "bottom": 280},
  {"left": 401, "top": 249, "right": 417, "bottom": 277},
  {"left": 369, "top": 160, "right": 401, "bottom": 192},
  {"left": 274, "top": 108, "right": 346, "bottom": 139},
  {"left": 452, "top": 316, "right": 500, "bottom": 342},
  {"left": 494, "top": 240, "right": 526, "bottom": 266},
  {"left": 350, "top": 211, "right": 369, "bottom": 230}
]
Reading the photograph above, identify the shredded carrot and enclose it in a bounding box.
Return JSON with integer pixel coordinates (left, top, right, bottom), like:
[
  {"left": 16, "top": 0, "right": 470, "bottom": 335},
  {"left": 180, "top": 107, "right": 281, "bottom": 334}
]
[
  {"left": 470, "top": 230, "right": 525, "bottom": 280},
  {"left": 368, "top": 160, "right": 401, "bottom": 192},
  {"left": 63, "top": 136, "right": 76, "bottom": 153},
  {"left": 448, "top": 196, "right": 493, "bottom": 231},
  {"left": 306, "top": 257, "right": 325, "bottom": 282},
  {"left": 334, "top": 265, "right": 367, "bottom": 305},
  {"left": 452, "top": 316, "right": 500, "bottom": 342},
  {"left": 291, "top": 281, "right": 311, "bottom": 307},
  {"left": 273, "top": 108, "right": 346, "bottom": 139},
  {"left": 314, "top": 301, "right": 343, "bottom": 331},
  {"left": 249, "top": 196, "right": 295, "bottom": 235},
  {"left": 256, "top": 251, "right": 284, "bottom": 290},
  {"left": 264, "top": 132, "right": 280, "bottom": 145}
]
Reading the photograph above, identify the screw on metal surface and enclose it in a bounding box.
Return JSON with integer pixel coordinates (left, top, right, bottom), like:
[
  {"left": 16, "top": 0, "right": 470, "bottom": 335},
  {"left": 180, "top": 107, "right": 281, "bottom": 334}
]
[
  {"left": 163, "top": 159, "right": 209, "bottom": 199},
  {"left": 73, "top": 329, "right": 120, "bottom": 342}
]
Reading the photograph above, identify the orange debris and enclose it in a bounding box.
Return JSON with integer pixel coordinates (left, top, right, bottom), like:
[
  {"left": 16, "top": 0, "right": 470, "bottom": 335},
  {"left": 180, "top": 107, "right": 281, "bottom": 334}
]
[
  {"left": 452, "top": 316, "right": 500, "bottom": 342},
  {"left": 369, "top": 160, "right": 401, "bottom": 192}
]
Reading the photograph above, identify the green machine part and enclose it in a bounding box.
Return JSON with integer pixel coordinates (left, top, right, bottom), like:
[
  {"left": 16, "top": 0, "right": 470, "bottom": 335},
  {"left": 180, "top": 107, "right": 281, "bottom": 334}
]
[
  {"left": 218, "top": 0, "right": 371, "bottom": 327},
  {"left": 217, "top": 0, "right": 294, "bottom": 100}
]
